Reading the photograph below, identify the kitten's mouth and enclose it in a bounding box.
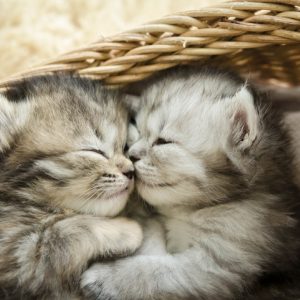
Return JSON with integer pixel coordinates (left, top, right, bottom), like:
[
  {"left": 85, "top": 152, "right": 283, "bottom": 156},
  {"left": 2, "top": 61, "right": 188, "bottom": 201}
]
[{"left": 104, "top": 187, "right": 130, "bottom": 200}]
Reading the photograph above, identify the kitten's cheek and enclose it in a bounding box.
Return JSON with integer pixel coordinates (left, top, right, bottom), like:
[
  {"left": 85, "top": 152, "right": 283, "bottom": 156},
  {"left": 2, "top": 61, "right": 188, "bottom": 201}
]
[
  {"left": 135, "top": 179, "right": 154, "bottom": 197},
  {"left": 132, "top": 163, "right": 141, "bottom": 179}
]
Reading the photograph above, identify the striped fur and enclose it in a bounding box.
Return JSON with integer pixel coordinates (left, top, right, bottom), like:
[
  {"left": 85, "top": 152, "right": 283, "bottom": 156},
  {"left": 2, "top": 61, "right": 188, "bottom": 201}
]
[
  {"left": 0, "top": 75, "right": 142, "bottom": 299},
  {"left": 81, "top": 67, "right": 300, "bottom": 300}
]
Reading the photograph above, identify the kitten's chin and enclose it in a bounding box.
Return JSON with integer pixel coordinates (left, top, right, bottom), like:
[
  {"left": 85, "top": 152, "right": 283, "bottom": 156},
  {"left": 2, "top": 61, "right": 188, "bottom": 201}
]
[
  {"left": 136, "top": 179, "right": 202, "bottom": 208},
  {"left": 136, "top": 180, "right": 179, "bottom": 207},
  {"left": 64, "top": 187, "right": 133, "bottom": 217}
]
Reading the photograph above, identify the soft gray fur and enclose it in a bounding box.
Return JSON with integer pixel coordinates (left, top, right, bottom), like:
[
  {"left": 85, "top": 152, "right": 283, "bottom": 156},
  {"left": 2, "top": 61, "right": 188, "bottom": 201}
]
[
  {"left": 0, "top": 76, "right": 142, "bottom": 300},
  {"left": 81, "top": 67, "right": 300, "bottom": 300}
]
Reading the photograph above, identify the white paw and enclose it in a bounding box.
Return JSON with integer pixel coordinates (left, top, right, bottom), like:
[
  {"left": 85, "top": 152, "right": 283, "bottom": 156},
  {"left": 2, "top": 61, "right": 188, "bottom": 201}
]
[
  {"left": 110, "top": 218, "right": 143, "bottom": 254},
  {"left": 81, "top": 263, "right": 118, "bottom": 300}
]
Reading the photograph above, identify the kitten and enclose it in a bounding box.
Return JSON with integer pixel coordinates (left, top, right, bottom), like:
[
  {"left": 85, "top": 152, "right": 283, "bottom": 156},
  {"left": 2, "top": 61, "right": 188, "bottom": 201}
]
[
  {"left": 81, "top": 66, "right": 300, "bottom": 300},
  {"left": 0, "top": 75, "right": 142, "bottom": 300}
]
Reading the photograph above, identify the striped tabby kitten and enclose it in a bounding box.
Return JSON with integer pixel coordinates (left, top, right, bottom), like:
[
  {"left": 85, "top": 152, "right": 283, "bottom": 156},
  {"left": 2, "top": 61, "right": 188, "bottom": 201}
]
[
  {"left": 0, "top": 76, "right": 142, "bottom": 300},
  {"left": 81, "top": 67, "right": 300, "bottom": 300}
]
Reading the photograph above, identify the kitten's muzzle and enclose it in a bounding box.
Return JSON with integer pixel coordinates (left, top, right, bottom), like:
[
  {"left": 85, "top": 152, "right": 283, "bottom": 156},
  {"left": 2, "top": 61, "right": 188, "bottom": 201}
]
[
  {"left": 129, "top": 155, "right": 140, "bottom": 163},
  {"left": 114, "top": 155, "right": 134, "bottom": 179}
]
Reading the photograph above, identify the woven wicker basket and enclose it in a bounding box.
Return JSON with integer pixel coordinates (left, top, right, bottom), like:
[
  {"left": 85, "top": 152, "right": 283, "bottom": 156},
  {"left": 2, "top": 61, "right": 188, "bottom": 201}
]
[{"left": 0, "top": 0, "right": 300, "bottom": 90}]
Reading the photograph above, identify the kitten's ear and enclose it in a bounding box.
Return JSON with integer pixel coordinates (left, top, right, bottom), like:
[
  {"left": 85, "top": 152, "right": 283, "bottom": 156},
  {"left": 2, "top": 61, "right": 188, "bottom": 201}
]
[
  {"left": 0, "top": 94, "right": 29, "bottom": 151},
  {"left": 123, "top": 94, "right": 141, "bottom": 114},
  {"left": 226, "top": 86, "right": 259, "bottom": 151}
]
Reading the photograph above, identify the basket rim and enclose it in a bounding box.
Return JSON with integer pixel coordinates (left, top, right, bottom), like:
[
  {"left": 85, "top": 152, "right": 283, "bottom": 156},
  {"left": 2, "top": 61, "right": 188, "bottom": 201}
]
[{"left": 1, "top": 0, "right": 300, "bottom": 89}]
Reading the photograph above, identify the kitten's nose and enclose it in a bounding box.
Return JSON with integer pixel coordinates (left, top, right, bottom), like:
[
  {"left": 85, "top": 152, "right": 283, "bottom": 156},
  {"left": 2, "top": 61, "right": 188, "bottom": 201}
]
[
  {"left": 123, "top": 170, "right": 134, "bottom": 179},
  {"left": 128, "top": 144, "right": 146, "bottom": 163},
  {"left": 129, "top": 155, "right": 140, "bottom": 163},
  {"left": 113, "top": 155, "right": 134, "bottom": 179}
]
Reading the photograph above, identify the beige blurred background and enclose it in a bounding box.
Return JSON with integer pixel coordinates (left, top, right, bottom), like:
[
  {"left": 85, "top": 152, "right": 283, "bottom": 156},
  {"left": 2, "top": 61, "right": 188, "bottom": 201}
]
[{"left": 0, "top": 0, "right": 224, "bottom": 79}]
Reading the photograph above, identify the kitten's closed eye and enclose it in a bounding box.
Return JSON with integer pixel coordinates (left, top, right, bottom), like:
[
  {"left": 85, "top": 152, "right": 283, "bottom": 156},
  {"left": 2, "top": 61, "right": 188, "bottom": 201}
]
[{"left": 153, "top": 138, "right": 173, "bottom": 146}]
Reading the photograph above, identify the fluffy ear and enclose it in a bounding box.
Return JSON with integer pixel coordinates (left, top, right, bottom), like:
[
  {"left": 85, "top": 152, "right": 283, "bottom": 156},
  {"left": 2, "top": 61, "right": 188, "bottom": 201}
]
[
  {"left": 0, "top": 94, "right": 29, "bottom": 151},
  {"left": 123, "top": 94, "right": 141, "bottom": 114},
  {"left": 226, "top": 86, "right": 259, "bottom": 151}
]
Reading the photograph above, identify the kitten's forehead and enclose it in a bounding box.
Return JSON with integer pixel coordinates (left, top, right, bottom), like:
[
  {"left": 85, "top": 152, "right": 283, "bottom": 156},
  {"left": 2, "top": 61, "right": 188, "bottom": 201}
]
[
  {"left": 137, "top": 69, "right": 247, "bottom": 151},
  {"left": 32, "top": 90, "right": 125, "bottom": 129},
  {"left": 12, "top": 76, "right": 128, "bottom": 154},
  {"left": 142, "top": 71, "right": 243, "bottom": 109},
  {"left": 140, "top": 71, "right": 243, "bottom": 124}
]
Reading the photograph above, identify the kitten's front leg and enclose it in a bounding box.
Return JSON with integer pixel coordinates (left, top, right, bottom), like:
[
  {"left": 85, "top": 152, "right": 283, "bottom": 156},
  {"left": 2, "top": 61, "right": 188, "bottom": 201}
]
[
  {"left": 14, "top": 214, "right": 142, "bottom": 297},
  {"left": 136, "top": 218, "right": 167, "bottom": 255},
  {"left": 87, "top": 216, "right": 143, "bottom": 257},
  {"left": 81, "top": 255, "right": 194, "bottom": 300},
  {"left": 46, "top": 215, "right": 143, "bottom": 274},
  {"left": 81, "top": 248, "right": 250, "bottom": 300}
]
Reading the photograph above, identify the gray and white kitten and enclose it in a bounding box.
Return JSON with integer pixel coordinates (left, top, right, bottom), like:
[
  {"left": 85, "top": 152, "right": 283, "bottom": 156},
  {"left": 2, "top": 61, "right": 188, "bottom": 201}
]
[
  {"left": 0, "top": 75, "right": 142, "bottom": 300},
  {"left": 81, "top": 67, "right": 300, "bottom": 300}
]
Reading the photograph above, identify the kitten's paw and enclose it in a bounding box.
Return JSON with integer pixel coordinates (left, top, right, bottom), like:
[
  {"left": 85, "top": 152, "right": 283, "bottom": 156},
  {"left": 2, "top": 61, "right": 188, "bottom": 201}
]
[
  {"left": 108, "top": 218, "right": 143, "bottom": 255},
  {"left": 81, "top": 264, "right": 118, "bottom": 300}
]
